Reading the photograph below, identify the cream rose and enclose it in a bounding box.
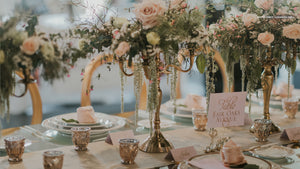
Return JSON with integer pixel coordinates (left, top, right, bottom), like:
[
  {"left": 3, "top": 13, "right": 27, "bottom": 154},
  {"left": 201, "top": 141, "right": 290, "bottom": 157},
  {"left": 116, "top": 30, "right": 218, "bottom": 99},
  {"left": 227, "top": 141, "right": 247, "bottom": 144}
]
[
  {"left": 254, "top": 0, "right": 274, "bottom": 10},
  {"left": 146, "top": 32, "right": 160, "bottom": 45},
  {"left": 133, "top": 0, "right": 167, "bottom": 29},
  {"left": 41, "top": 42, "right": 55, "bottom": 60},
  {"left": 243, "top": 13, "right": 258, "bottom": 27},
  {"left": 258, "top": 32, "right": 274, "bottom": 46},
  {"left": 114, "top": 42, "right": 130, "bottom": 57},
  {"left": 283, "top": 23, "right": 300, "bottom": 40},
  {"left": 0, "top": 50, "right": 5, "bottom": 64},
  {"left": 113, "top": 17, "right": 129, "bottom": 28},
  {"left": 20, "top": 37, "right": 40, "bottom": 55}
]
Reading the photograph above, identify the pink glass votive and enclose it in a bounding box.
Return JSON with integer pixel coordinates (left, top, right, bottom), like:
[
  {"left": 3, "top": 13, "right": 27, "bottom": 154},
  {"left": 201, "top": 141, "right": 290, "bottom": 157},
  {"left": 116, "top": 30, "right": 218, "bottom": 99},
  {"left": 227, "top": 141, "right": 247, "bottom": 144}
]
[
  {"left": 71, "top": 127, "right": 91, "bottom": 151},
  {"left": 192, "top": 109, "right": 208, "bottom": 131},
  {"left": 282, "top": 98, "right": 298, "bottom": 119},
  {"left": 43, "top": 150, "right": 64, "bottom": 169},
  {"left": 4, "top": 135, "right": 25, "bottom": 163}
]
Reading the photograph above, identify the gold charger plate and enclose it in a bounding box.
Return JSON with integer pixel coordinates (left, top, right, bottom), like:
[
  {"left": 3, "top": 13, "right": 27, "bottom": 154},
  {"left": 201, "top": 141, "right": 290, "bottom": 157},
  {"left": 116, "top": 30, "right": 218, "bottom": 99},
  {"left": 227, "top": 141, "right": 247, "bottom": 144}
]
[
  {"left": 250, "top": 145, "right": 294, "bottom": 160},
  {"left": 188, "top": 153, "right": 272, "bottom": 169}
]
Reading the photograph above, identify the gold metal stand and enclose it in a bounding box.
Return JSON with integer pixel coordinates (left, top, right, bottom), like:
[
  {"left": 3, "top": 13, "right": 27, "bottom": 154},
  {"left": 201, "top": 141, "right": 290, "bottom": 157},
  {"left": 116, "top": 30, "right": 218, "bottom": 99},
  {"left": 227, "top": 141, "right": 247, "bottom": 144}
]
[
  {"left": 119, "top": 44, "right": 196, "bottom": 153},
  {"left": 250, "top": 48, "right": 281, "bottom": 134}
]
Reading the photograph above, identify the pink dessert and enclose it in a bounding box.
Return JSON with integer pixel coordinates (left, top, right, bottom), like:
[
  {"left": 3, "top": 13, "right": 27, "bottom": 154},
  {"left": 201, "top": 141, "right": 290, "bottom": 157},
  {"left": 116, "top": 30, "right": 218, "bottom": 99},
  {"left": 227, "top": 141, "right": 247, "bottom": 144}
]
[
  {"left": 220, "top": 140, "right": 246, "bottom": 167},
  {"left": 77, "top": 106, "right": 97, "bottom": 123},
  {"left": 184, "top": 94, "right": 205, "bottom": 110}
]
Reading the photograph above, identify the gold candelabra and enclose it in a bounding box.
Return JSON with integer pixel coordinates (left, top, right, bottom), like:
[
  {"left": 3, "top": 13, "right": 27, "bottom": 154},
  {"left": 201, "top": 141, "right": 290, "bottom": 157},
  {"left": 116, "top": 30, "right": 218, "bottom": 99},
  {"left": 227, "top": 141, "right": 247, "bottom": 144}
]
[
  {"left": 119, "top": 45, "right": 195, "bottom": 153},
  {"left": 250, "top": 47, "right": 281, "bottom": 134}
]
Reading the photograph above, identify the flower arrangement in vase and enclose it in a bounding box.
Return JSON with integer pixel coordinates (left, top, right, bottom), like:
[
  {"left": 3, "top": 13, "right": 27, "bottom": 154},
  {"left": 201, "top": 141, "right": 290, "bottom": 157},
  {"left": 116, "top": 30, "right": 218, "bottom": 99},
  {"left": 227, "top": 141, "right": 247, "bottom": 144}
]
[
  {"left": 209, "top": 0, "right": 300, "bottom": 133},
  {"left": 0, "top": 16, "right": 84, "bottom": 117},
  {"left": 72, "top": 0, "right": 209, "bottom": 152}
]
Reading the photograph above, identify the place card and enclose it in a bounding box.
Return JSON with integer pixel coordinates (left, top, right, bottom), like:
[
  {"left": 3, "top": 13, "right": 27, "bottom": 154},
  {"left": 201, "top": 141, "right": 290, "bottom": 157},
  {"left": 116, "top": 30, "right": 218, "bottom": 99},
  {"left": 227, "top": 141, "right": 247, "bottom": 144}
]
[
  {"left": 281, "top": 127, "right": 300, "bottom": 141},
  {"left": 105, "top": 130, "right": 134, "bottom": 146},
  {"left": 189, "top": 158, "right": 228, "bottom": 169},
  {"left": 207, "top": 92, "right": 247, "bottom": 128},
  {"left": 165, "top": 146, "right": 197, "bottom": 162}
]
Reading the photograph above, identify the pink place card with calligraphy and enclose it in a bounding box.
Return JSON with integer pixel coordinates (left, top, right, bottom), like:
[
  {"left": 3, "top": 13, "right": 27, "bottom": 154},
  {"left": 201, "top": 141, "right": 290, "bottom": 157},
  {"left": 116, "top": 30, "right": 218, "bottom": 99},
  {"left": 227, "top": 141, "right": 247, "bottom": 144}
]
[
  {"left": 105, "top": 130, "right": 135, "bottom": 146},
  {"left": 281, "top": 127, "right": 300, "bottom": 141},
  {"left": 207, "top": 92, "right": 247, "bottom": 128},
  {"left": 189, "top": 158, "right": 229, "bottom": 169},
  {"left": 165, "top": 146, "right": 197, "bottom": 162}
]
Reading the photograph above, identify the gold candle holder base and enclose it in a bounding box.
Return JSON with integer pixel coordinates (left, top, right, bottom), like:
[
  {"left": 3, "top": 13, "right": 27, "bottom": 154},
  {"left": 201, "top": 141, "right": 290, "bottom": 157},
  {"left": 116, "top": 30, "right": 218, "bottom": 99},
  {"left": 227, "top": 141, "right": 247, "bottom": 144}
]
[
  {"left": 139, "top": 130, "right": 173, "bottom": 153},
  {"left": 250, "top": 119, "right": 281, "bottom": 134}
]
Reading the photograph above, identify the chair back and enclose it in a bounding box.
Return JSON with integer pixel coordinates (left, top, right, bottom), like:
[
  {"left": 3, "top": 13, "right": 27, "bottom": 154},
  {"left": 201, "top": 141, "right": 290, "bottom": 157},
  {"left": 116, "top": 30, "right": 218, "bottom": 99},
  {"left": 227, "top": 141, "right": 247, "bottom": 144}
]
[{"left": 15, "top": 71, "right": 43, "bottom": 124}]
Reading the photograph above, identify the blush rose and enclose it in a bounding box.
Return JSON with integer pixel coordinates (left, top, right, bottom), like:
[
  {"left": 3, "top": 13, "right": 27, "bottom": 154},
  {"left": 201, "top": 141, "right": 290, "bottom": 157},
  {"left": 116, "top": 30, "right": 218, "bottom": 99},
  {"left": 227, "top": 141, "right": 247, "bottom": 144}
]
[
  {"left": 243, "top": 13, "right": 258, "bottom": 27},
  {"left": 114, "top": 42, "right": 130, "bottom": 57},
  {"left": 20, "top": 37, "right": 40, "bottom": 55},
  {"left": 258, "top": 32, "right": 274, "bottom": 46},
  {"left": 133, "top": 0, "right": 166, "bottom": 29},
  {"left": 254, "top": 0, "right": 274, "bottom": 11},
  {"left": 283, "top": 23, "right": 300, "bottom": 40}
]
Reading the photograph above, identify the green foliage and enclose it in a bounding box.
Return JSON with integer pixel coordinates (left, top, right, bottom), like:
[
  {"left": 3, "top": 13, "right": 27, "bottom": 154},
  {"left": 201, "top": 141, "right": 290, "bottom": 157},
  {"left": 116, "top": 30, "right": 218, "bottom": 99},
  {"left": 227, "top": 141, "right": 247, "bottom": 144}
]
[
  {"left": 25, "top": 16, "right": 38, "bottom": 36},
  {"left": 196, "top": 53, "right": 206, "bottom": 74}
]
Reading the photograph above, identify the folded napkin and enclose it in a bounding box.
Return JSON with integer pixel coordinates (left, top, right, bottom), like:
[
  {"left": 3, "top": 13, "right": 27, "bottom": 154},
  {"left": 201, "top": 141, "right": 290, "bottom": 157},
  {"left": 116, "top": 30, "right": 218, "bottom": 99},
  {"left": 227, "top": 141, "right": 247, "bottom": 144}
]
[
  {"left": 77, "top": 106, "right": 97, "bottom": 123},
  {"left": 272, "top": 82, "right": 294, "bottom": 98},
  {"left": 220, "top": 140, "right": 246, "bottom": 167},
  {"left": 184, "top": 94, "right": 206, "bottom": 110}
]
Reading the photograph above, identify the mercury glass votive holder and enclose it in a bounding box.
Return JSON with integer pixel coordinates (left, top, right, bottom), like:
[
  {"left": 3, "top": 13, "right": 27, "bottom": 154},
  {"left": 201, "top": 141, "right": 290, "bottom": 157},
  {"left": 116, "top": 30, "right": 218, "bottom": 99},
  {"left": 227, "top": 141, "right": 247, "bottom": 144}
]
[
  {"left": 282, "top": 98, "right": 298, "bottom": 119},
  {"left": 43, "top": 150, "right": 64, "bottom": 169},
  {"left": 119, "top": 138, "right": 139, "bottom": 165},
  {"left": 71, "top": 127, "right": 91, "bottom": 151},
  {"left": 192, "top": 109, "right": 208, "bottom": 131},
  {"left": 4, "top": 135, "right": 25, "bottom": 163},
  {"left": 252, "top": 119, "right": 272, "bottom": 142}
]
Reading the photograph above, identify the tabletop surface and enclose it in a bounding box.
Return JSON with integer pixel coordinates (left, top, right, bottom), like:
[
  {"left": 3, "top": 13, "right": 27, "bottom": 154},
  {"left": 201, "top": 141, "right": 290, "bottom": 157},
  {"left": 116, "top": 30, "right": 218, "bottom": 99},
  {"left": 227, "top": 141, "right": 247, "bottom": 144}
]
[{"left": 0, "top": 104, "right": 300, "bottom": 169}]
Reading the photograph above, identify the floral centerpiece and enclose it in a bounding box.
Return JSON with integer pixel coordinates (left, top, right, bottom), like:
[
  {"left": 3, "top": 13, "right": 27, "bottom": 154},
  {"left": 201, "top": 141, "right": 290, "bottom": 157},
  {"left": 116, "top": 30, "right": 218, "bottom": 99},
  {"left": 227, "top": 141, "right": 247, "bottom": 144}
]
[
  {"left": 72, "top": 0, "right": 208, "bottom": 152},
  {"left": 0, "top": 16, "right": 81, "bottom": 117},
  {"left": 209, "top": 0, "right": 300, "bottom": 132}
]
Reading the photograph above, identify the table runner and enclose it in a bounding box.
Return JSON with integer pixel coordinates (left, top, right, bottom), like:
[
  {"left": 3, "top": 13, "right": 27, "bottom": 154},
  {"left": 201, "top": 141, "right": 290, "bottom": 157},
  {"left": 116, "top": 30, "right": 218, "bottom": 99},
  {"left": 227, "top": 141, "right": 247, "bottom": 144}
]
[{"left": 1, "top": 104, "right": 300, "bottom": 168}]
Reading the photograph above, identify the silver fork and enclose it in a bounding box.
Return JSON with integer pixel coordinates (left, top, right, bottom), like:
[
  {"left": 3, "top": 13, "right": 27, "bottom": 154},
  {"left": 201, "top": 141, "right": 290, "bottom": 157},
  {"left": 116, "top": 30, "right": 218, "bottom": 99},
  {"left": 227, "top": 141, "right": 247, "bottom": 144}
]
[{"left": 21, "top": 126, "right": 53, "bottom": 140}]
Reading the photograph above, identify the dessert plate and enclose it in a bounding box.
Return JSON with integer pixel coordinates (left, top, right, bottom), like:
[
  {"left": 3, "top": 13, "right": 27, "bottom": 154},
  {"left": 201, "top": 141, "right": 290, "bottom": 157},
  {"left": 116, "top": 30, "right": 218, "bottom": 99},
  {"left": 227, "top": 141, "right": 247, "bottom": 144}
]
[
  {"left": 188, "top": 153, "right": 272, "bottom": 169},
  {"left": 250, "top": 145, "right": 294, "bottom": 160},
  {"left": 137, "top": 119, "right": 176, "bottom": 129}
]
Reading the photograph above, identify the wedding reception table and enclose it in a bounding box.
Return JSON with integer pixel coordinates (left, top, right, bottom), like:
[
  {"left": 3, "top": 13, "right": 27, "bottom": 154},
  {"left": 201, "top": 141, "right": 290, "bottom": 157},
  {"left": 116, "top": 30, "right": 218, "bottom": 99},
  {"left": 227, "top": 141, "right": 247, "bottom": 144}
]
[{"left": 1, "top": 104, "right": 300, "bottom": 169}]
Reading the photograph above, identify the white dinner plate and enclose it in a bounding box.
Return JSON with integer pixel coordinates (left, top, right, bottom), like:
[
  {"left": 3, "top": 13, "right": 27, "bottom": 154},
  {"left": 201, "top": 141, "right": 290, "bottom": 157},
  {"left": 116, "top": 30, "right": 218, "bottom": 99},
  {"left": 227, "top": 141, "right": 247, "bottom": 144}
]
[
  {"left": 42, "top": 112, "right": 126, "bottom": 135},
  {"left": 54, "top": 113, "right": 109, "bottom": 128},
  {"left": 137, "top": 119, "right": 176, "bottom": 129},
  {"left": 160, "top": 104, "right": 192, "bottom": 118},
  {"left": 188, "top": 153, "right": 272, "bottom": 169},
  {"left": 164, "top": 98, "right": 206, "bottom": 114}
]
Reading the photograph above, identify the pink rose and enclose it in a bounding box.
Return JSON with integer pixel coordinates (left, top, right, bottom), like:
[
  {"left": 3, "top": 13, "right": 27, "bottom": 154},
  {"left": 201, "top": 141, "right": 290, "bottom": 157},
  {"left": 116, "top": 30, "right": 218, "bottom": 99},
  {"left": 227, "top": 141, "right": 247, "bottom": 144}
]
[
  {"left": 20, "top": 37, "right": 40, "bottom": 55},
  {"left": 283, "top": 24, "right": 300, "bottom": 40},
  {"left": 243, "top": 13, "right": 258, "bottom": 27},
  {"left": 114, "top": 42, "right": 130, "bottom": 57},
  {"left": 254, "top": 0, "right": 274, "bottom": 10},
  {"left": 258, "top": 32, "right": 274, "bottom": 46},
  {"left": 133, "top": 0, "right": 166, "bottom": 29}
]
